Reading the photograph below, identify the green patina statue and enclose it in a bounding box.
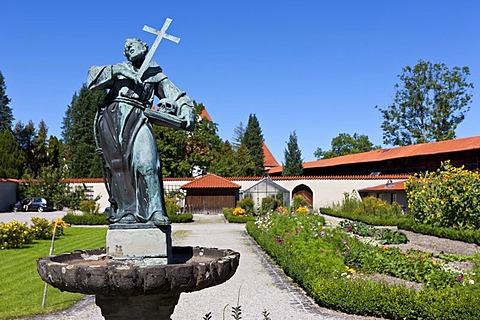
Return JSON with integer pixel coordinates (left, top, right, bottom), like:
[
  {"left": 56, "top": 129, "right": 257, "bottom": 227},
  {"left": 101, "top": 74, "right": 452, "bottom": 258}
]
[{"left": 88, "top": 20, "right": 194, "bottom": 225}]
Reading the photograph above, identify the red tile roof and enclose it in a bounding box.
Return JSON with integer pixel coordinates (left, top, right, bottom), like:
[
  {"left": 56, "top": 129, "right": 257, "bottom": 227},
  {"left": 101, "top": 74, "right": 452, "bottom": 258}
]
[
  {"left": 262, "top": 142, "right": 280, "bottom": 168},
  {"left": 269, "top": 136, "right": 480, "bottom": 174},
  {"left": 181, "top": 174, "right": 241, "bottom": 189},
  {"left": 359, "top": 180, "right": 407, "bottom": 192},
  {"left": 0, "top": 178, "right": 20, "bottom": 183},
  {"left": 200, "top": 108, "right": 212, "bottom": 122}
]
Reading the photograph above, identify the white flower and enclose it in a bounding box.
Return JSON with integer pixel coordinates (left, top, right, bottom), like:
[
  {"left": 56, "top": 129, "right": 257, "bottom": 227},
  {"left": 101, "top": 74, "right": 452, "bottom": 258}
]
[{"left": 469, "top": 279, "right": 475, "bottom": 285}]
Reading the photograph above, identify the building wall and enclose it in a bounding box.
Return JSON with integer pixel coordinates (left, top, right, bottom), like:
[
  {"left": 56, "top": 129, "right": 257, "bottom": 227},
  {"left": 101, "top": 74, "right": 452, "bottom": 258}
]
[
  {"left": 28, "top": 178, "right": 406, "bottom": 212},
  {"left": 0, "top": 181, "right": 17, "bottom": 212}
]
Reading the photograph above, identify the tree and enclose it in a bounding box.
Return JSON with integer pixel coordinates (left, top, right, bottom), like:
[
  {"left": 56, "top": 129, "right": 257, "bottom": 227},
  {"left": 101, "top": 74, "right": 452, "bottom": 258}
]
[
  {"left": 314, "top": 133, "right": 380, "bottom": 159},
  {"left": 282, "top": 131, "right": 303, "bottom": 176},
  {"left": 13, "top": 120, "right": 36, "bottom": 176},
  {"left": 0, "top": 130, "right": 24, "bottom": 178},
  {"left": 0, "top": 71, "right": 13, "bottom": 133},
  {"left": 231, "top": 121, "right": 245, "bottom": 150},
  {"left": 155, "top": 101, "right": 222, "bottom": 177},
  {"left": 242, "top": 114, "right": 265, "bottom": 176},
  {"left": 209, "top": 140, "right": 256, "bottom": 177},
  {"left": 377, "top": 60, "right": 474, "bottom": 146},
  {"left": 62, "top": 84, "right": 105, "bottom": 178}
]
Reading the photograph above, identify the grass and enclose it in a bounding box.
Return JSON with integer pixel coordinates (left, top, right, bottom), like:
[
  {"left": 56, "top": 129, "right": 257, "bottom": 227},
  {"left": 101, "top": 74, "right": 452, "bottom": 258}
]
[{"left": 0, "top": 227, "right": 107, "bottom": 319}]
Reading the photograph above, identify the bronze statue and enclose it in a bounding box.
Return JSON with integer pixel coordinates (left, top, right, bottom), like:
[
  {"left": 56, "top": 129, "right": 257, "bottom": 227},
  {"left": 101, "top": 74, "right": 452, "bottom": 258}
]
[{"left": 88, "top": 23, "right": 194, "bottom": 225}]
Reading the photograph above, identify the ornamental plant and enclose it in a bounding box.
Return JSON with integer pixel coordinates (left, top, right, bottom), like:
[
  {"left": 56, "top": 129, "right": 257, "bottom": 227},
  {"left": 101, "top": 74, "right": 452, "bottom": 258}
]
[
  {"left": 0, "top": 221, "right": 31, "bottom": 249},
  {"left": 406, "top": 160, "right": 480, "bottom": 229},
  {"left": 232, "top": 207, "right": 246, "bottom": 217}
]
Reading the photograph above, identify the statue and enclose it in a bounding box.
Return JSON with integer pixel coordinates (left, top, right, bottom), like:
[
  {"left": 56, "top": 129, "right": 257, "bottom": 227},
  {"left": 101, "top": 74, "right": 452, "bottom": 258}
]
[{"left": 87, "top": 20, "right": 194, "bottom": 226}]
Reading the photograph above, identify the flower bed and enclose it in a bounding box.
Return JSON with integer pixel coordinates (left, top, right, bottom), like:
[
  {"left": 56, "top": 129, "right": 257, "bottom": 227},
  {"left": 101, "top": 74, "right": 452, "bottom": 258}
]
[{"left": 247, "top": 211, "right": 480, "bottom": 319}]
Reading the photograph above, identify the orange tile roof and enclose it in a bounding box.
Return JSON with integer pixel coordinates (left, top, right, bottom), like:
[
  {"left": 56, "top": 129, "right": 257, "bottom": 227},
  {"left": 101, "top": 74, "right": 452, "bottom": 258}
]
[
  {"left": 268, "top": 136, "right": 480, "bottom": 173},
  {"left": 262, "top": 142, "right": 280, "bottom": 167},
  {"left": 225, "top": 174, "right": 410, "bottom": 181},
  {"left": 181, "top": 174, "right": 241, "bottom": 189},
  {"left": 200, "top": 108, "right": 212, "bottom": 122},
  {"left": 0, "top": 178, "right": 20, "bottom": 183},
  {"left": 359, "top": 180, "right": 407, "bottom": 192}
]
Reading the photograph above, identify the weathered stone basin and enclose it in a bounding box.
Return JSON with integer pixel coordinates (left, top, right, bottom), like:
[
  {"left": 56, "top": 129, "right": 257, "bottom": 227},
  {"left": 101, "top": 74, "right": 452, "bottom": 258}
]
[{"left": 37, "top": 246, "right": 240, "bottom": 319}]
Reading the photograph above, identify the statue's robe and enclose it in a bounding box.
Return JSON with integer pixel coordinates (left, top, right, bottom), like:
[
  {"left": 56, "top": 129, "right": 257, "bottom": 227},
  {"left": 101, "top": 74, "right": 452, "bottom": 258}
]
[{"left": 87, "top": 61, "right": 192, "bottom": 224}]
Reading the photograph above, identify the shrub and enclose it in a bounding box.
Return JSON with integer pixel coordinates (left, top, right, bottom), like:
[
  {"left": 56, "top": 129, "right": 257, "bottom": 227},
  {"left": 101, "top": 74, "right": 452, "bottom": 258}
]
[
  {"left": 237, "top": 197, "right": 254, "bottom": 215},
  {"left": 168, "top": 212, "right": 193, "bottom": 223},
  {"left": 406, "top": 161, "right": 480, "bottom": 229},
  {"left": 63, "top": 213, "right": 108, "bottom": 225},
  {"left": 29, "top": 217, "right": 65, "bottom": 239},
  {"left": 291, "top": 195, "right": 310, "bottom": 212},
  {"left": 224, "top": 208, "right": 256, "bottom": 223},
  {"left": 0, "top": 221, "right": 32, "bottom": 249},
  {"left": 79, "top": 199, "right": 99, "bottom": 214},
  {"left": 261, "top": 196, "right": 281, "bottom": 214}
]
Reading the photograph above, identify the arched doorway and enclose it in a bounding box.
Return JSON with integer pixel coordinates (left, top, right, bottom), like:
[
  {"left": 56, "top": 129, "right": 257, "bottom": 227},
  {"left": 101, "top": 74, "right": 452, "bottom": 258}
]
[{"left": 292, "top": 184, "right": 313, "bottom": 206}]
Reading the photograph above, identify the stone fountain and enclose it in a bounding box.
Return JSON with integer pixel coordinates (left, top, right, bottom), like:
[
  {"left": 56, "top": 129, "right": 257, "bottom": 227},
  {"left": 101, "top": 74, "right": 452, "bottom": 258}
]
[{"left": 37, "top": 18, "right": 240, "bottom": 319}]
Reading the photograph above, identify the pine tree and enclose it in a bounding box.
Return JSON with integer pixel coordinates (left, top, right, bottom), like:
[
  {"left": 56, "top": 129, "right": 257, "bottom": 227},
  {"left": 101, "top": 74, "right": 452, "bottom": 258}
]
[
  {"left": 242, "top": 114, "right": 265, "bottom": 176},
  {"left": 283, "top": 131, "right": 303, "bottom": 176},
  {"left": 0, "top": 130, "right": 25, "bottom": 178},
  {"left": 0, "top": 71, "right": 13, "bottom": 133},
  {"left": 13, "top": 120, "right": 36, "bottom": 177},
  {"left": 232, "top": 121, "right": 245, "bottom": 150},
  {"left": 62, "top": 84, "right": 105, "bottom": 178}
]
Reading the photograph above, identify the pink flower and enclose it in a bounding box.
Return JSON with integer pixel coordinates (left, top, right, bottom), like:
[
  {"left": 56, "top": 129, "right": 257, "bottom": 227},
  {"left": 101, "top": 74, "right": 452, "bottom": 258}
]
[
  {"left": 457, "top": 274, "right": 464, "bottom": 282},
  {"left": 295, "top": 228, "right": 299, "bottom": 235},
  {"left": 314, "top": 233, "right": 319, "bottom": 238},
  {"left": 320, "top": 231, "right": 325, "bottom": 237}
]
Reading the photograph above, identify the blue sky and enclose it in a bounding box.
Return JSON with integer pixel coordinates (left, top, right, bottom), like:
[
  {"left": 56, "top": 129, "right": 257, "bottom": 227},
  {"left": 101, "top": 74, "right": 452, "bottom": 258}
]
[{"left": 2, "top": 1, "right": 479, "bottom": 163}]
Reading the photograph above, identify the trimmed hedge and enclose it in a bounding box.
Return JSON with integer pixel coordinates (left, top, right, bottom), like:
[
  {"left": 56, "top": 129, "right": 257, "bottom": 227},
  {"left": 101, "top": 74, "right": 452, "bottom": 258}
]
[
  {"left": 322, "top": 207, "right": 480, "bottom": 245},
  {"left": 63, "top": 213, "right": 109, "bottom": 225},
  {"left": 167, "top": 212, "right": 194, "bottom": 223}
]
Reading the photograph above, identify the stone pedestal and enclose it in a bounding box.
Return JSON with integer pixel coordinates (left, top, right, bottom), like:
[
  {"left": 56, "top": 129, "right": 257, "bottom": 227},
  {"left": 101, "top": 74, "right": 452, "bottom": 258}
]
[
  {"left": 96, "top": 293, "right": 181, "bottom": 320},
  {"left": 106, "top": 223, "right": 172, "bottom": 265}
]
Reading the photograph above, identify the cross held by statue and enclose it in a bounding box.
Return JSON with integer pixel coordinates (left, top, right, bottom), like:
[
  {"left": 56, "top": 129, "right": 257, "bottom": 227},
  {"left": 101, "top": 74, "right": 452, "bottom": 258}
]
[{"left": 137, "top": 18, "right": 181, "bottom": 80}]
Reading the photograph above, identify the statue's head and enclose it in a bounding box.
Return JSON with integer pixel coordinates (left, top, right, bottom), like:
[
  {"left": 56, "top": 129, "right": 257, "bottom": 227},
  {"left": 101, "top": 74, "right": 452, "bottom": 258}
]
[{"left": 124, "top": 38, "right": 149, "bottom": 63}]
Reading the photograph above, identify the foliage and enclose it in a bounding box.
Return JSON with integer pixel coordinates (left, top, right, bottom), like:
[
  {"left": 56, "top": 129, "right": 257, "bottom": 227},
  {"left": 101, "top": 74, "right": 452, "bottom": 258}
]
[
  {"left": 79, "top": 199, "right": 99, "bottom": 214},
  {"left": 406, "top": 161, "right": 480, "bottom": 229},
  {"left": 247, "top": 212, "right": 480, "bottom": 319},
  {"left": 260, "top": 196, "right": 281, "bottom": 215},
  {"left": 209, "top": 141, "right": 256, "bottom": 177},
  {"left": 223, "top": 208, "right": 256, "bottom": 223},
  {"left": 377, "top": 60, "right": 474, "bottom": 146},
  {"left": 282, "top": 131, "right": 303, "bottom": 176},
  {"left": 165, "top": 192, "right": 193, "bottom": 223},
  {"left": 231, "top": 121, "right": 245, "bottom": 150},
  {"left": 62, "top": 84, "right": 105, "bottom": 178},
  {"left": 314, "top": 133, "right": 380, "bottom": 159},
  {"left": 397, "top": 220, "right": 480, "bottom": 245},
  {"left": 0, "top": 130, "right": 25, "bottom": 178},
  {"left": 0, "top": 218, "right": 67, "bottom": 249},
  {"left": 291, "top": 194, "right": 310, "bottom": 212},
  {"left": 333, "top": 192, "right": 403, "bottom": 216},
  {"left": 242, "top": 114, "right": 265, "bottom": 176},
  {"left": 155, "top": 101, "right": 222, "bottom": 177},
  {"left": 339, "top": 220, "right": 409, "bottom": 245},
  {"left": 62, "top": 213, "right": 109, "bottom": 225},
  {"left": 0, "top": 70, "right": 13, "bottom": 133},
  {"left": 29, "top": 217, "right": 66, "bottom": 240},
  {"left": 19, "top": 168, "right": 88, "bottom": 210},
  {"left": 0, "top": 227, "right": 106, "bottom": 319},
  {"left": 237, "top": 197, "right": 254, "bottom": 215}
]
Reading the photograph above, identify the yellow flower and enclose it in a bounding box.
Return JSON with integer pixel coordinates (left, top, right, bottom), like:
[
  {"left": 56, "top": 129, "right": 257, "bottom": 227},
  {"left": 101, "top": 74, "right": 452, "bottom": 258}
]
[{"left": 453, "top": 196, "right": 459, "bottom": 202}]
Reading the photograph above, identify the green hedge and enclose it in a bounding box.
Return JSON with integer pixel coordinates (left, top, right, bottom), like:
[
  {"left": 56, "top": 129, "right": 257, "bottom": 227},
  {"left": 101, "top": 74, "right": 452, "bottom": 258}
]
[
  {"left": 63, "top": 213, "right": 109, "bottom": 225},
  {"left": 246, "top": 213, "right": 480, "bottom": 319},
  {"left": 167, "top": 212, "right": 194, "bottom": 223},
  {"left": 322, "top": 207, "right": 480, "bottom": 245}
]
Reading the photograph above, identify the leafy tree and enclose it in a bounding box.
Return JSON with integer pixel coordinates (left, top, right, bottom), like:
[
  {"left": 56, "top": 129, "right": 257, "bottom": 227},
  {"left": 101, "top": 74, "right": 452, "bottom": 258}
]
[
  {"left": 0, "top": 130, "right": 24, "bottom": 178},
  {"left": 242, "top": 114, "right": 265, "bottom": 176},
  {"left": 46, "top": 135, "right": 63, "bottom": 169},
  {"left": 0, "top": 71, "right": 13, "bottom": 133},
  {"left": 314, "top": 133, "right": 380, "bottom": 159},
  {"left": 62, "top": 84, "right": 105, "bottom": 178},
  {"left": 282, "top": 131, "right": 303, "bottom": 176},
  {"left": 31, "top": 120, "right": 49, "bottom": 177},
  {"left": 377, "top": 60, "right": 474, "bottom": 146},
  {"left": 155, "top": 101, "right": 222, "bottom": 177}
]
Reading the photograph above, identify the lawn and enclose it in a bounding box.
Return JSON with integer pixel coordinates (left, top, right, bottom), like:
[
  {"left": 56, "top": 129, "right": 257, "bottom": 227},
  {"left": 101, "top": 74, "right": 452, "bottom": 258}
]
[{"left": 0, "top": 227, "right": 106, "bottom": 319}]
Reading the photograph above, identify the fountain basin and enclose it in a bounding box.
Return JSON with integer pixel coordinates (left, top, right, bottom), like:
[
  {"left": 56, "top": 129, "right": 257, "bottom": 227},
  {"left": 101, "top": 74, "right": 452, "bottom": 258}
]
[{"left": 37, "top": 246, "right": 240, "bottom": 297}]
